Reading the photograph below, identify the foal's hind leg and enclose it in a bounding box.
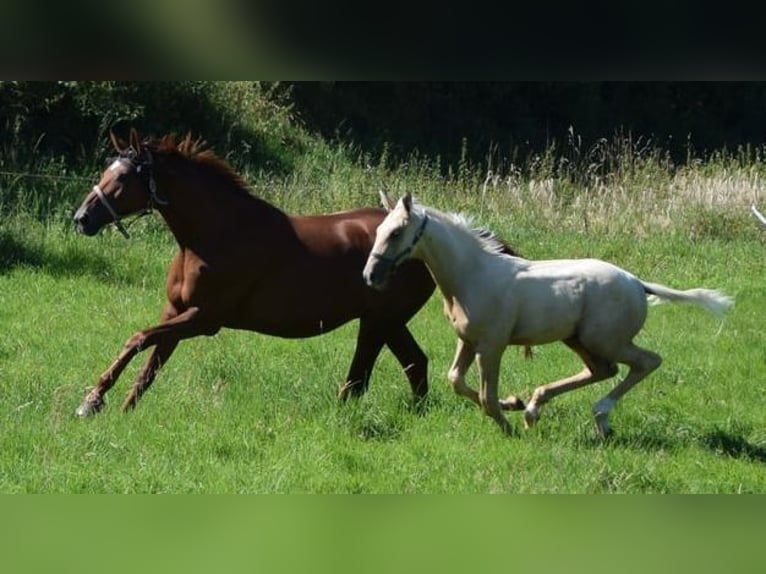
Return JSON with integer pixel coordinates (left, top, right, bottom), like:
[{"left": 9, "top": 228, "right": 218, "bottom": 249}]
[
  {"left": 523, "top": 338, "right": 618, "bottom": 429},
  {"left": 592, "top": 344, "right": 661, "bottom": 438}
]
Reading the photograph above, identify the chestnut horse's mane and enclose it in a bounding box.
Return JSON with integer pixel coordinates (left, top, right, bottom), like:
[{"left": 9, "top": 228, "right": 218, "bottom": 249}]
[{"left": 143, "top": 132, "right": 254, "bottom": 200}]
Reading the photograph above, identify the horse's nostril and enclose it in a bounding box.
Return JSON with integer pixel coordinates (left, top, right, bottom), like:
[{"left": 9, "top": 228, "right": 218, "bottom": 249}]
[
  {"left": 73, "top": 205, "right": 89, "bottom": 224},
  {"left": 73, "top": 207, "right": 91, "bottom": 233}
]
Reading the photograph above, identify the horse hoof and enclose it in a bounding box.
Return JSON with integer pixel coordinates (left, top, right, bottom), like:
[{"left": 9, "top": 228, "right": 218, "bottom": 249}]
[
  {"left": 75, "top": 396, "right": 104, "bottom": 417},
  {"left": 594, "top": 416, "right": 613, "bottom": 440},
  {"left": 592, "top": 398, "right": 615, "bottom": 439},
  {"left": 523, "top": 405, "right": 539, "bottom": 428},
  {"left": 337, "top": 381, "right": 365, "bottom": 401}
]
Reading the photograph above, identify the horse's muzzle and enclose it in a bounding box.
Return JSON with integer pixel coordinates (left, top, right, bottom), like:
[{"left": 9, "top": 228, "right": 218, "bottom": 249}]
[{"left": 73, "top": 205, "right": 99, "bottom": 236}]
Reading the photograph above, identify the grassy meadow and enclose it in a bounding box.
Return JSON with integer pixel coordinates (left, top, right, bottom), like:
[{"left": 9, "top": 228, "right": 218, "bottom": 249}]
[{"left": 2, "top": 134, "right": 766, "bottom": 493}]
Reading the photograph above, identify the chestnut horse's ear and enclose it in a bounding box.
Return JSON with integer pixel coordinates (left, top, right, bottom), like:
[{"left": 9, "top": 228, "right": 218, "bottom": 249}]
[
  {"left": 402, "top": 192, "right": 413, "bottom": 214},
  {"left": 129, "top": 127, "right": 142, "bottom": 153},
  {"left": 379, "top": 189, "right": 397, "bottom": 212},
  {"left": 110, "top": 130, "right": 127, "bottom": 153}
]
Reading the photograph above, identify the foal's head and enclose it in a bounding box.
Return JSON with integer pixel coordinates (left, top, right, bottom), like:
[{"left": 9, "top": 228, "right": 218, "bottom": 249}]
[
  {"left": 73, "top": 128, "right": 162, "bottom": 238},
  {"left": 363, "top": 190, "right": 428, "bottom": 290}
]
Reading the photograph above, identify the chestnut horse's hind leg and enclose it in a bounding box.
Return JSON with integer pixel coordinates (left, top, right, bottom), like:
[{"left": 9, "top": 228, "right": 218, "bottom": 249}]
[
  {"left": 76, "top": 306, "right": 213, "bottom": 416},
  {"left": 337, "top": 321, "right": 428, "bottom": 404},
  {"left": 337, "top": 319, "right": 385, "bottom": 401},
  {"left": 384, "top": 325, "right": 429, "bottom": 403}
]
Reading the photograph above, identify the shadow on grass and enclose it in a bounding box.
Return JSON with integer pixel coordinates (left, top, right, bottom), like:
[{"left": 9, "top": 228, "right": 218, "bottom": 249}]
[
  {"left": 0, "top": 228, "right": 133, "bottom": 285},
  {"left": 701, "top": 430, "right": 766, "bottom": 464},
  {"left": 581, "top": 424, "right": 766, "bottom": 466},
  {"left": 582, "top": 430, "right": 680, "bottom": 452}
]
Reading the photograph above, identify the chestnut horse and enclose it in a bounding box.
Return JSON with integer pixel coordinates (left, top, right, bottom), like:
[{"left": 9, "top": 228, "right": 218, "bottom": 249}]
[{"left": 72, "top": 129, "right": 440, "bottom": 416}]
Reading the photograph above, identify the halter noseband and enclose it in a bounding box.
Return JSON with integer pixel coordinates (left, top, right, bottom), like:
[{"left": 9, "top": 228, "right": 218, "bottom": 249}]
[
  {"left": 370, "top": 214, "right": 429, "bottom": 267},
  {"left": 95, "top": 148, "right": 167, "bottom": 239},
  {"left": 92, "top": 183, "right": 131, "bottom": 239}
]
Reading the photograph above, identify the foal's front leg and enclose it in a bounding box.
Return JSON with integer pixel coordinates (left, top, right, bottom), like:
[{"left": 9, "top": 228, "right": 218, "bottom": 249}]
[
  {"left": 447, "top": 338, "right": 479, "bottom": 405},
  {"left": 476, "top": 347, "right": 515, "bottom": 436},
  {"left": 76, "top": 307, "right": 207, "bottom": 416}
]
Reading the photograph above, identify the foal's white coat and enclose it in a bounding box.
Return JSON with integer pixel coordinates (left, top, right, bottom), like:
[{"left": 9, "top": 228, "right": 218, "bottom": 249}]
[{"left": 363, "top": 192, "right": 733, "bottom": 437}]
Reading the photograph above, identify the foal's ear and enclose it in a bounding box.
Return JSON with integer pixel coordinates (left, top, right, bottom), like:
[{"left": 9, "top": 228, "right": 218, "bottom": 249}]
[
  {"left": 129, "top": 127, "right": 142, "bottom": 153},
  {"left": 379, "top": 189, "right": 397, "bottom": 211},
  {"left": 402, "top": 192, "right": 413, "bottom": 213},
  {"left": 110, "top": 130, "right": 127, "bottom": 153}
]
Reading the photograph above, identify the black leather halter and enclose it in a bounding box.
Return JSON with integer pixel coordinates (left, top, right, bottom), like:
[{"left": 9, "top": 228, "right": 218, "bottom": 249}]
[{"left": 369, "top": 214, "right": 429, "bottom": 267}]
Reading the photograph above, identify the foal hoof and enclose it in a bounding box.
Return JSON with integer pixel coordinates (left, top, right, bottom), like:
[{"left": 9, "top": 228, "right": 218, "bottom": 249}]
[
  {"left": 500, "top": 395, "right": 526, "bottom": 411},
  {"left": 523, "top": 405, "right": 539, "bottom": 429},
  {"left": 75, "top": 395, "right": 104, "bottom": 417}
]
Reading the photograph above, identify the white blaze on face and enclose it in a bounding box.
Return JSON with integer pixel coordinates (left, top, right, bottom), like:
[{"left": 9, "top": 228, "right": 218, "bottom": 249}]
[
  {"left": 105, "top": 159, "right": 132, "bottom": 188},
  {"left": 375, "top": 210, "right": 405, "bottom": 256}
]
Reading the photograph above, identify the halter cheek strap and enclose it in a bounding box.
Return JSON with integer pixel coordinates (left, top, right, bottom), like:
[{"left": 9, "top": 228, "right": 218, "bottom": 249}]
[
  {"left": 143, "top": 150, "right": 168, "bottom": 206},
  {"left": 93, "top": 184, "right": 130, "bottom": 239},
  {"left": 370, "top": 214, "right": 429, "bottom": 266},
  {"left": 93, "top": 150, "right": 166, "bottom": 239}
]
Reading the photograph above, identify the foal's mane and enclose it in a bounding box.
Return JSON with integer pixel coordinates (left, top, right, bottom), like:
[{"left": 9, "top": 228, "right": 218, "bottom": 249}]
[
  {"left": 419, "top": 204, "right": 507, "bottom": 256},
  {"left": 144, "top": 133, "right": 254, "bottom": 200}
]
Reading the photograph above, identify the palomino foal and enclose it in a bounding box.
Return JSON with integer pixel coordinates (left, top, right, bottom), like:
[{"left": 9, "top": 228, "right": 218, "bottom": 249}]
[{"left": 363, "top": 192, "right": 733, "bottom": 438}]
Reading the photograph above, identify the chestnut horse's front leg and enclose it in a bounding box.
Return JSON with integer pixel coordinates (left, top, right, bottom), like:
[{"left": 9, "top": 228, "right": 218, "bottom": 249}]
[
  {"left": 120, "top": 340, "right": 179, "bottom": 412},
  {"left": 76, "top": 306, "right": 212, "bottom": 416}
]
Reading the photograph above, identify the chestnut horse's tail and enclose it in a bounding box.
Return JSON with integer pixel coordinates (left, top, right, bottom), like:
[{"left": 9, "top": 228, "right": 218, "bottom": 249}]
[{"left": 641, "top": 281, "right": 733, "bottom": 318}]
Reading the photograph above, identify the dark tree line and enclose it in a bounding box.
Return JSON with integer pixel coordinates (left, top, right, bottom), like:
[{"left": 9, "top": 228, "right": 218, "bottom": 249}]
[
  {"left": 289, "top": 82, "right": 766, "bottom": 165},
  {"left": 4, "top": 82, "right": 766, "bottom": 171}
]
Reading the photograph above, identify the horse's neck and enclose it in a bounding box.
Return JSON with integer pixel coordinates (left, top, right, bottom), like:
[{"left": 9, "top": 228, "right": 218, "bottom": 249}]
[
  {"left": 416, "top": 213, "right": 493, "bottom": 304},
  {"left": 154, "top": 167, "right": 287, "bottom": 249}
]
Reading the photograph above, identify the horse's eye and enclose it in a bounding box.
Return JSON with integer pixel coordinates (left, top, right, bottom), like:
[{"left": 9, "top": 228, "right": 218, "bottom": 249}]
[{"left": 390, "top": 229, "right": 401, "bottom": 240}]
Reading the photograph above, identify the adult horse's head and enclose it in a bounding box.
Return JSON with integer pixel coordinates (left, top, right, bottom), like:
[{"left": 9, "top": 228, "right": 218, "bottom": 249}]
[
  {"left": 363, "top": 190, "right": 428, "bottom": 290},
  {"left": 73, "top": 128, "right": 163, "bottom": 238}
]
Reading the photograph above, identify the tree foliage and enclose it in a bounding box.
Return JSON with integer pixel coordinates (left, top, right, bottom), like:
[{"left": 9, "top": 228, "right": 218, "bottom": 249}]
[
  {"left": 4, "top": 81, "right": 766, "bottom": 175},
  {"left": 289, "top": 82, "right": 766, "bottom": 166},
  {"left": 0, "top": 81, "right": 297, "bottom": 171}
]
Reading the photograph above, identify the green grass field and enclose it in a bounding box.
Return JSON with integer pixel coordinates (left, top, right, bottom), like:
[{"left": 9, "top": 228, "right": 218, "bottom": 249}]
[{"left": 2, "top": 141, "right": 766, "bottom": 493}]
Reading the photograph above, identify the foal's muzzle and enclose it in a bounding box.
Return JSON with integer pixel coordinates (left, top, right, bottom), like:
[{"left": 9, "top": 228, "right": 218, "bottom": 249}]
[{"left": 363, "top": 255, "right": 394, "bottom": 291}]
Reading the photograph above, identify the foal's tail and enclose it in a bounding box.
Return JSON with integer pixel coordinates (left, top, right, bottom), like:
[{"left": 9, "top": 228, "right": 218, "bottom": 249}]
[{"left": 641, "top": 281, "right": 734, "bottom": 318}]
